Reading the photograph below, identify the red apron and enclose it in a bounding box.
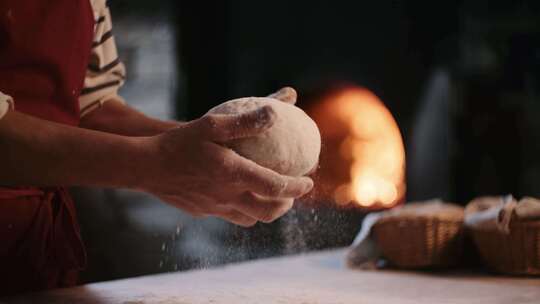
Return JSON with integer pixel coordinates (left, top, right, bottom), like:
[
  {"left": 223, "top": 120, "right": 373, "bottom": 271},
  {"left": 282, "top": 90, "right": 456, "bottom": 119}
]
[{"left": 0, "top": 0, "right": 94, "bottom": 296}]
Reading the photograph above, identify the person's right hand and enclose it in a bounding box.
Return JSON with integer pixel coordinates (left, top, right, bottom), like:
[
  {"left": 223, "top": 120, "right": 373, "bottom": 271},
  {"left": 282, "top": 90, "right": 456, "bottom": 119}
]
[{"left": 139, "top": 104, "right": 314, "bottom": 227}]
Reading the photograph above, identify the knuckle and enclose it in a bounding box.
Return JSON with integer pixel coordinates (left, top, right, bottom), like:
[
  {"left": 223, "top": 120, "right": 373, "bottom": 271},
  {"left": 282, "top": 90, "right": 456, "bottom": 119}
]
[
  {"left": 202, "top": 115, "right": 218, "bottom": 128},
  {"left": 208, "top": 147, "right": 234, "bottom": 172},
  {"left": 220, "top": 157, "right": 250, "bottom": 186},
  {"left": 221, "top": 148, "right": 237, "bottom": 162},
  {"left": 200, "top": 115, "right": 227, "bottom": 139},
  {"left": 219, "top": 150, "right": 240, "bottom": 176},
  {"left": 267, "top": 178, "right": 287, "bottom": 197}
]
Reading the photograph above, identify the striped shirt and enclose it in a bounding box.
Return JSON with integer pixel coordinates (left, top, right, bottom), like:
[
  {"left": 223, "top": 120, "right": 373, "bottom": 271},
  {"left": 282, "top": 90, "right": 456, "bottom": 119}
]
[{"left": 0, "top": 0, "right": 126, "bottom": 120}]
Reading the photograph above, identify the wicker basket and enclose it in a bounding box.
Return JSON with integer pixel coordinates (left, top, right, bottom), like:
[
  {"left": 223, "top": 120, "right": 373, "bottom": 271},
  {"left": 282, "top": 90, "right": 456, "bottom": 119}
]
[
  {"left": 372, "top": 204, "right": 465, "bottom": 269},
  {"left": 470, "top": 220, "right": 540, "bottom": 275}
]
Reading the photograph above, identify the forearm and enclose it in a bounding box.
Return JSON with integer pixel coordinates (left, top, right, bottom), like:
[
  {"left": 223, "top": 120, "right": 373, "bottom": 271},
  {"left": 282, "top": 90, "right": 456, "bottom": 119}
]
[
  {"left": 80, "top": 99, "right": 181, "bottom": 136},
  {"left": 0, "top": 110, "right": 149, "bottom": 188}
]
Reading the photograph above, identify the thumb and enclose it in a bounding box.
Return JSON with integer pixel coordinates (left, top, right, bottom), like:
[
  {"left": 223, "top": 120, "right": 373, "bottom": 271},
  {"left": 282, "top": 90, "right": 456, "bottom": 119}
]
[
  {"left": 267, "top": 87, "right": 297, "bottom": 104},
  {"left": 193, "top": 105, "right": 276, "bottom": 142}
]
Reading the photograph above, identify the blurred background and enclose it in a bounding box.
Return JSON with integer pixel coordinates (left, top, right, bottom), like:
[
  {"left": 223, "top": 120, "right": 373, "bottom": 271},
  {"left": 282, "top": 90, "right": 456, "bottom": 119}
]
[{"left": 74, "top": 0, "right": 540, "bottom": 283}]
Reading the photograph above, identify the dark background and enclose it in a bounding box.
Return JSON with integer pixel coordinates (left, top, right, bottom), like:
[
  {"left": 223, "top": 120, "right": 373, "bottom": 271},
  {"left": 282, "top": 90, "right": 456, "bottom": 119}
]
[{"left": 75, "top": 0, "right": 540, "bottom": 283}]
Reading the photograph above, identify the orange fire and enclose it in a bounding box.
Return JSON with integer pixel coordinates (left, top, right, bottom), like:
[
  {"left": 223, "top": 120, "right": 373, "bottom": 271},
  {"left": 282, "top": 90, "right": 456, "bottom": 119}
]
[{"left": 308, "top": 86, "right": 405, "bottom": 209}]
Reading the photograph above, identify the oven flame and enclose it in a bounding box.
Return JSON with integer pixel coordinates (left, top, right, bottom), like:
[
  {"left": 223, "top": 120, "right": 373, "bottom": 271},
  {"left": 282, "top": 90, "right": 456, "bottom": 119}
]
[{"left": 309, "top": 86, "right": 405, "bottom": 208}]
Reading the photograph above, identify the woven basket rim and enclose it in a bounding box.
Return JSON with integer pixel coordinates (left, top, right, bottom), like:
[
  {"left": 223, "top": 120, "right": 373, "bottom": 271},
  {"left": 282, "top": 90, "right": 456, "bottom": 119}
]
[
  {"left": 375, "top": 216, "right": 464, "bottom": 226},
  {"left": 467, "top": 218, "right": 540, "bottom": 232}
]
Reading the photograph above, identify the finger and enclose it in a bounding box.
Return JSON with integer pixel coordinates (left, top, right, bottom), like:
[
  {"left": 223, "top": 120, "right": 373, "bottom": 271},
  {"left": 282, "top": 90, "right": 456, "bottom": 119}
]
[
  {"left": 230, "top": 192, "right": 294, "bottom": 223},
  {"left": 158, "top": 194, "right": 207, "bottom": 217},
  {"left": 160, "top": 193, "right": 257, "bottom": 226},
  {"left": 223, "top": 151, "right": 314, "bottom": 198},
  {"left": 267, "top": 87, "right": 297, "bottom": 104},
  {"left": 193, "top": 105, "right": 276, "bottom": 142},
  {"left": 212, "top": 207, "right": 258, "bottom": 227}
]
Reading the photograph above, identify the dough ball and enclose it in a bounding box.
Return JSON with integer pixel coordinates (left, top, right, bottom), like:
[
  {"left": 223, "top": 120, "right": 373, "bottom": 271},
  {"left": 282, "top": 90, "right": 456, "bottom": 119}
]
[{"left": 207, "top": 97, "right": 321, "bottom": 176}]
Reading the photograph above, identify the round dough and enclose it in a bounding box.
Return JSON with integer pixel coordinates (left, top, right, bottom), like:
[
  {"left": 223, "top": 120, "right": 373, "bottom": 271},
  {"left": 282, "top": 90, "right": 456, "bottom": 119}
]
[{"left": 207, "top": 97, "right": 321, "bottom": 176}]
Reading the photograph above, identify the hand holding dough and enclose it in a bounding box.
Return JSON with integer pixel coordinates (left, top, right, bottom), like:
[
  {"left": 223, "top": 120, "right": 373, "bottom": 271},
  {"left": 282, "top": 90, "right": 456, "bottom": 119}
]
[{"left": 206, "top": 97, "right": 321, "bottom": 177}]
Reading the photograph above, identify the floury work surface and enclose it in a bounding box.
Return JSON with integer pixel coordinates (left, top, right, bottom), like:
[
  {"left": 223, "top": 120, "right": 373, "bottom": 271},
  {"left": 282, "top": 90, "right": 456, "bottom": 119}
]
[{"left": 4, "top": 249, "right": 540, "bottom": 304}]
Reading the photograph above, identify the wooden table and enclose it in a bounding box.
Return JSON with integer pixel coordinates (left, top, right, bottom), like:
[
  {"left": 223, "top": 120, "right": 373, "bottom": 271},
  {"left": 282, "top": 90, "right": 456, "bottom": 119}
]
[{"left": 4, "top": 249, "right": 540, "bottom": 304}]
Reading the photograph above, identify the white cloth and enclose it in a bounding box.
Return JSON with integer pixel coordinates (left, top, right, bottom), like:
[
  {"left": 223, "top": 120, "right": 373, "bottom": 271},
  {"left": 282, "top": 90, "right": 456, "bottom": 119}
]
[
  {"left": 465, "top": 195, "right": 540, "bottom": 234},
  {"left": 0, "top": 92, "right": 14, "bottom": 120},
  {"left": 346, "top": 212, "right": 383, "bottom": 268}
]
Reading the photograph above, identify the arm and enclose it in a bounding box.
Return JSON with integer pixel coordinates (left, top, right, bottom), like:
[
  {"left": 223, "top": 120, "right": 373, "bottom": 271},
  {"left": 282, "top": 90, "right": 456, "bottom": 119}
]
[
  {"left": 79, "top": 98, "right": 179, "bottom": 136},
  {"left": 79, "top": 87, "right": 299, "bottom": 136},
  {"left": 0, "top": 110, "right": 146, "bottom": 188},
  {"left": 0, "top": 98, "right": 313, "bottom": 226}
]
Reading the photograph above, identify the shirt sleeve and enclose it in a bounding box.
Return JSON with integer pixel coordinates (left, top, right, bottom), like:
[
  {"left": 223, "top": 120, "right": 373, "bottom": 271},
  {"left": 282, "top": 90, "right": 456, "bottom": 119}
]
[
  {"left": 80, "top": 0, "right": 126, "bottom": 117},
  {"left": 0, "top": 91, "right": 14, "bottom": 121}
]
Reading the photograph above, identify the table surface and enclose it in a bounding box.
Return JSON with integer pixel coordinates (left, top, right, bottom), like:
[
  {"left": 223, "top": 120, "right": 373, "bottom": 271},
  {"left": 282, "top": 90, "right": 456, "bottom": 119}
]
[{"left": 4, "top": 249, "right": 540, "bottom": 304}]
